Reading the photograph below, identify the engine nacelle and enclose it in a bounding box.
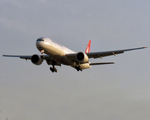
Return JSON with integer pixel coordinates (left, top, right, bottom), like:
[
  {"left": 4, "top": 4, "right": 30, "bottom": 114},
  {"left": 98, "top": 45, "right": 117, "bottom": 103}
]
[
  {"left": 31, "top": 54, "right": 43, "bottom": 65},
  {"left": 76, "top": 52, "right": 89, "bottom": 63}
]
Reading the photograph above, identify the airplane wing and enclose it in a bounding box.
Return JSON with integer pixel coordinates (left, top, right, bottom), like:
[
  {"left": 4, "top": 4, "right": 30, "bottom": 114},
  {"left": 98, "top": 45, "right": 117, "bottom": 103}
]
[
  {"left": 3, "top": 47, "right": 147, "bottom": 64},
  {"left": 86, "top": 47, "right": 147, "bottom": 59},
  {"left": 66, "top": 47, "right": 147, "bottom": 60},
  {"left": 3, "top": 54, "right": 62, "bottom": 66},
  {"left": 3, "top": 55, "right": 32, "bottom": 59},
  {"left": 3, "top": 55, "right": 51, "bottom": 60}
]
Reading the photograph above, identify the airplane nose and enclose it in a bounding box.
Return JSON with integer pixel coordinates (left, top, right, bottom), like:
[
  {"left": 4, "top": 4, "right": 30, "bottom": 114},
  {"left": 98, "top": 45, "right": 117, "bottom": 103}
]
[
  {"left": 37, "top": 38, "right": 44, "bottom": 42},
  {"left": 36, "top": 38, "right": 45, "bottom": 48}
]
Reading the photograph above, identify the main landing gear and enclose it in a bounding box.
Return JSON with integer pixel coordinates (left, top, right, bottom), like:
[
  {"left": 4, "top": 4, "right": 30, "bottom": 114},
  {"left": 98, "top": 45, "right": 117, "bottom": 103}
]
[
  {"left": 50, "top": 66, "right": 57, "bottom": 73},
  {"left": 50, "top": 60, "right": 57, "bottom": 73},
  {"left": 49, "top": 60, "right": 57, "bottom": 73},
  {"left": 75, "top": 66, "right": 82, "bottom": 71}
]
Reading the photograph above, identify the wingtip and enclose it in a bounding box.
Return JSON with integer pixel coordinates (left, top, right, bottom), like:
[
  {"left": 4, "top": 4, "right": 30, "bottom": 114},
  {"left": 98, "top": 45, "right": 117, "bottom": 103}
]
[{"left": 143, "top": 47, "right": 148, "bottom": 48}]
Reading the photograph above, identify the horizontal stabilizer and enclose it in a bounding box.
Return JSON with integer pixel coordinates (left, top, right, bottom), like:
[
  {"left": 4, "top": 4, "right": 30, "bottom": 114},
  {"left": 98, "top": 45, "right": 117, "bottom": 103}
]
[{"left": 90, "top": 62, "right": 115, "bottom": 65}]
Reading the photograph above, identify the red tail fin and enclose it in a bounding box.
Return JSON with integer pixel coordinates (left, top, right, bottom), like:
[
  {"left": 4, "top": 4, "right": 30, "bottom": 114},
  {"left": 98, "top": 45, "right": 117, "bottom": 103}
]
[{"left": 85, "top": 40, "right": 91, "bottom": 53}]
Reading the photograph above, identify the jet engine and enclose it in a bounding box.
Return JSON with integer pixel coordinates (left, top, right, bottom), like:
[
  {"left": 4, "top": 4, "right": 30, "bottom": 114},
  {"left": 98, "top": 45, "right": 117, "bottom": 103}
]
[
  {"left": 76, "top": 52, "right": 89, "bottom": 63},
  {"left": 31, "top": 54, "right": 43, "bottom": 65}
]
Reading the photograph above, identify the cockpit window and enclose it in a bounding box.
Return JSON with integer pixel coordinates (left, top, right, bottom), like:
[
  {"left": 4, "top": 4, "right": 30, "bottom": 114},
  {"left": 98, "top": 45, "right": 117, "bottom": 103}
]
[{"left": 37, "top": 39, "right": 44, "bottom": 41}]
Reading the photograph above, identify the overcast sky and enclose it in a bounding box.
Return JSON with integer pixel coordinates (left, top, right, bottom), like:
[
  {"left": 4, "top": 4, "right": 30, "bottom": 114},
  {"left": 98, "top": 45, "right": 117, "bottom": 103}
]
[{"left": 0, "top": 0, "right": 150, "bottom": 120}]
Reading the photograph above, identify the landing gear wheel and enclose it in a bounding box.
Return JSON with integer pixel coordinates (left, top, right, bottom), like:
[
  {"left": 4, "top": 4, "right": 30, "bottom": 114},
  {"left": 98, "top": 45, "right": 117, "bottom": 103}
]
[
  {"left": 50, "top": 67, "right": 57, "bottom": 73},
  {"left": 50, "top": 67, "right": 54, "bottom": 73},
  {"left": 53, "top": 67, "right": 57, "bottom": 72},
  {"left": 75, "top": 66, "right": 82, "bottom": 71},
  {"left": 50, "top": 60, "right": 58, "bottom": 73}
]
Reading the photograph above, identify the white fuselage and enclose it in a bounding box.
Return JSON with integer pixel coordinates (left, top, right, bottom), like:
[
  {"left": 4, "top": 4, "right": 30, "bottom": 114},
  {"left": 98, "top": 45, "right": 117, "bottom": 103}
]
[
  {"left": 36, "top": 37, "right": 75, "bottom": 55},
  {"left": 36, "top": 37, "right": 91, "bottom": 70}
]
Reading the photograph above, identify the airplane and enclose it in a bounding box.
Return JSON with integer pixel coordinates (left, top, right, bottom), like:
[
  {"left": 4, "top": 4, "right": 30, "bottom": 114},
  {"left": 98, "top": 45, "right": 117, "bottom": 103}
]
[{"left": 3, "top": 37, "right": 147, "bottom": 73}]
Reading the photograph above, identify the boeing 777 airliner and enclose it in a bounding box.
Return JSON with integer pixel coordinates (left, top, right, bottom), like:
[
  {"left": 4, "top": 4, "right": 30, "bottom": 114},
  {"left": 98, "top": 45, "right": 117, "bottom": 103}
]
[{"left": 3, "top": 37, "right": 147, "bottom": 73}]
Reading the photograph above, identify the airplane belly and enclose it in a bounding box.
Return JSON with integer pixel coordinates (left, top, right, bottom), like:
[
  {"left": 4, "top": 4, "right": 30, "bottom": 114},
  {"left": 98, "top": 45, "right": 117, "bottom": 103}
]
[{"left": 62, "top": 57, "right": 91, "bottom": 70}]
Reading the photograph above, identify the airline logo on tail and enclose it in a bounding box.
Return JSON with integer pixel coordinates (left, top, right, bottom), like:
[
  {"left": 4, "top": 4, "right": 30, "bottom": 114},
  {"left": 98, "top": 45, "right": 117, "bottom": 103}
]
[{"left": 85, "top": 40, "right": 91, "bottom": 53}]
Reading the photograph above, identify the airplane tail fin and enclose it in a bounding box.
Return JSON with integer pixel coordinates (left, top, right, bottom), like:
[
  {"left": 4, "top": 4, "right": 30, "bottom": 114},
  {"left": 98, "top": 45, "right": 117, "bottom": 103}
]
[{"left": 85, "top": 40, "right": 91, "bottom": 53}]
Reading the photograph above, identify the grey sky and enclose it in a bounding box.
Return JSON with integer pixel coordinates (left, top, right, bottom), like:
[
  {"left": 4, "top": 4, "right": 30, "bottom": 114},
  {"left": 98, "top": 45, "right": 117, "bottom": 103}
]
[{"left": 0, "top": 0, "right": 150, "bottom": 120}]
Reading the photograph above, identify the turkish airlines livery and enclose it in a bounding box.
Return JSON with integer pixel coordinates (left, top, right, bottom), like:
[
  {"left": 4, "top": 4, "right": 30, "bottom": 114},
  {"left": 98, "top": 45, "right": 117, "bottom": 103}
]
[{"left": 3, "top": 37, "right": 147, "bottom": 73}]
